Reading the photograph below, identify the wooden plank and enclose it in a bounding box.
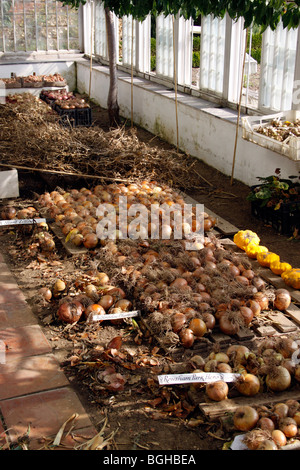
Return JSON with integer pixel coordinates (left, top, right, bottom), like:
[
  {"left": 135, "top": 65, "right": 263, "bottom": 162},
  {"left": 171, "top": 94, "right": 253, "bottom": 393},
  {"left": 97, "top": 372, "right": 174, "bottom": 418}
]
[
  {"left": 286, "top": 304, "right": 300, "bottom": 326},
  {"left": 50, "top": 223, "right": 88, "bottom": 256},
  {"left": 199, "top": 389, "right": 300, "bottom": 420},
  {"left": 267, "top": 311, "right": 298, "bottom": 333}
]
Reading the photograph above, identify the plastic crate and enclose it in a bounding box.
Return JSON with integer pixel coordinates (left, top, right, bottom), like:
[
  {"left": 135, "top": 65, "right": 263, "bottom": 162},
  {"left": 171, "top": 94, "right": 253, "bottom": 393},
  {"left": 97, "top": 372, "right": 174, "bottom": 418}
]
[
  {"left": 54, "top": 104, "right": 76, "bottom": 127},
  {"left": 75, "top": 107, "right": 92, "bottom": 127},
  {"left": 242, "top": 110, "right": 300, "bottom": 161},
  {"left": 250, "top": 198, "right": 300, "bottom": 235}
]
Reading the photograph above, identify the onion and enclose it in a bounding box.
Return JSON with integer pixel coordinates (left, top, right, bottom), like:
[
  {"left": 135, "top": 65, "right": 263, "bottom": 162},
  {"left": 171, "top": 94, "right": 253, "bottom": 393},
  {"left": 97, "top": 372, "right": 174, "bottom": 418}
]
[
  {"left": 205, "top": 380, "right": 228, "bottom": 401},
  {"left": 271, "top": 429, "right": 287, "bottom": 448},
  {"left": 286, "top": 399, "right": 300, "bottom": 417},
  {"left": 227, "top": 345, "right": 249, "bottom": 364},
  {"left": 83, "top": 233, "right": 98, "bottom": 249},
  {"left": 39, "top": 287, "right": 52, "bottom": 302},
  {"left": 274, "top": 289, "right": 291, "bottom": 311},
  {"left": 57, "top": 300, "right": 84, "bottom": 324},
  {"left": 295, "top": 365, "right": 300, "bottom": 382},
  {"left": 99, "top": 294, "right": 114, "bottom": 310},
  {"left": 96, "top": 272, "right": 109, "bottom": 286},
  {"left": 253, "top": 292, "right": 269, "bottom": 310},
  {"left": 292, "top": 411, "right": 300, "bottom": 426},
  {"left": 219, "top": 311, "right": 244, "bottom": 336},
  {"left": 217, "top": 363, "right": 232, "bottom": 373},
  {"left": 204, "top": 359, "right": 218, "bottom": 372},
  {"left": 277, "top": 337, "right": 299, "bottom": 359},
  {"left": 115, "top": 299, "right": 132, "bottom": 311},
  {"left": 202, "top": 312, "right": 215, "bottom": 330},
  {"left": 273, "top": 402, "right": 289, "bottom": 419},
  {"left": 236, "top": 373, "right": 260, "bottom": 396},
  {"left": 171, "top": 312, "right": 187, "bottom": 333},
  {"left": 278, "top": 417, "right": 298, "bottom": 437},
  {"left": 210, "top": 352, "right": 230, "bottom": 364},
  {"left": 170, "top": 278, "right": 188, "bottom": 289},
  {"left": 179, "top": 328, "right": 194, "bottom": 348},
  {"left": 233, "top": 405, "right": 259, "bottom": 431},
  {"left": 257, "top": 439, "right": 278, "bottom": 450},
  {"left": 252, "top": 276, "right": 266, "bottom": 291},
  {"left": 189, "top": 318, "right": 207, "bottom": 337},
  {"left": 246, "top": 299, "right": 261, "bottom": 317},
  {"left": 243, "top": 429, "right": 273, "bottom": 450},
  {"left": 266, "top": 366, "right": 291, "bottom": 392},
  {"left": 85, "top": 283, "right": 98, "bottom": 299},
  {"left": 84, "top": 303, "right": 106, "bottom": 320},
  {"left": 239, "top": 306, "right": 254, "bottom": 326},
  {"left": 257, "top": 417, "right": 275, "bottom": 433}
]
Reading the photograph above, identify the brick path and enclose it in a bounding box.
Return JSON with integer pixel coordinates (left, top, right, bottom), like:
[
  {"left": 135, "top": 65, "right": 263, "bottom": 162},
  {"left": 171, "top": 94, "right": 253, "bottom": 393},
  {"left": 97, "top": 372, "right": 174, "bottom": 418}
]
[{"left": 0, "top": 252, "right": 98, "bottom": 450}]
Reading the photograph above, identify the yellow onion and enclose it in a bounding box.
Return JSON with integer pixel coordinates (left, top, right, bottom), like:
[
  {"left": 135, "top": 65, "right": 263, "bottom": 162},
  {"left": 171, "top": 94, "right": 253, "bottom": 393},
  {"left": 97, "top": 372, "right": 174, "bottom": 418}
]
[
  {"left": 233, "top": 405, "right": 259, "bottom": 431},
  {"left": 206, "top": 380, "right": 228, "bottom": 401}
]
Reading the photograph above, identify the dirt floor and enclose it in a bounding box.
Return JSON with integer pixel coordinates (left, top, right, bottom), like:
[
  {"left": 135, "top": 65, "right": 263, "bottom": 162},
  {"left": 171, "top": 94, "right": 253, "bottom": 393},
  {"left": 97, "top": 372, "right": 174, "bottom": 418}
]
[{"left": 1, "top": 101, "right": 300, "bottom": 452}]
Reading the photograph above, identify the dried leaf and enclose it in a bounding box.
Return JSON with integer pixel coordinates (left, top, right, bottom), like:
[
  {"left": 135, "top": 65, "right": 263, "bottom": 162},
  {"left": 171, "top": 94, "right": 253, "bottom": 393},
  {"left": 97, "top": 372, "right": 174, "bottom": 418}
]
[{"left": 52, "top": 413, "right": 79, "bottom": 447}]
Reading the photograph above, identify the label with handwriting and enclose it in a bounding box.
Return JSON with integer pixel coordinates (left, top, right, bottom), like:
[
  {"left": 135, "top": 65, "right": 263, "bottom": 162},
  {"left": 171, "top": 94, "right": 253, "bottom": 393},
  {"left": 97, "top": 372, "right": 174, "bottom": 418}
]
[
  {"left": 93, "top": 310, "right": 140, "bottom": 321},
  {"left": 157, "top": 372, "right": 240, "bottom": 385},
  {"left": 0, "top": 218, "right": 46, "bottom": 226}
]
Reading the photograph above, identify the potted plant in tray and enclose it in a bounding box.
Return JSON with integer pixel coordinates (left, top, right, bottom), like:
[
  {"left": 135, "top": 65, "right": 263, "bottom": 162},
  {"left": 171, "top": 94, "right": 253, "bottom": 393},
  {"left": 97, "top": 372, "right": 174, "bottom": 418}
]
[{"left": 247, "top": 169, "right": 300, "bottom": 236}]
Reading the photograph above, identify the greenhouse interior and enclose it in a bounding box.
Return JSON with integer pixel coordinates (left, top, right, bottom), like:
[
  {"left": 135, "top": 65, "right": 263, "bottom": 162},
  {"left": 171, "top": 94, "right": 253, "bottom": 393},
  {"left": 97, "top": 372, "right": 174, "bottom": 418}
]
[{"left": 0, "top": 0, "right": 300, "bottom": 453}]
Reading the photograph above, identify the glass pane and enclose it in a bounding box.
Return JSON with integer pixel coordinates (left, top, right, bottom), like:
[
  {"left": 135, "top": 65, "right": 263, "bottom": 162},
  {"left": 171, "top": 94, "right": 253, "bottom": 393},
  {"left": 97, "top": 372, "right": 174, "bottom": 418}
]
[
  {"left": 14, "top": 13, "right": 26, "bottom": 50},
  {"left": 68, "top": 37, "right": 78, "bottom": 49},
  {"left": 37, "top": 24, "right": 46, "bottom": 49},
  {"left": 47, "top": 25, "right": 57, "bottom": 49},
  {"left": 58, "top": 25, "right": 67, "bottom": 49}
]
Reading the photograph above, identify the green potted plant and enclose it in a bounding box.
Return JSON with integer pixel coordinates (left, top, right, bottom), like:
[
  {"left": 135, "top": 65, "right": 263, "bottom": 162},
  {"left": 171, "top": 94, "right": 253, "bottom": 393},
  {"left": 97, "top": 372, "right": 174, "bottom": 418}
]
[{"left": 247, "top": 169, "right": 300, "bottom": 235}]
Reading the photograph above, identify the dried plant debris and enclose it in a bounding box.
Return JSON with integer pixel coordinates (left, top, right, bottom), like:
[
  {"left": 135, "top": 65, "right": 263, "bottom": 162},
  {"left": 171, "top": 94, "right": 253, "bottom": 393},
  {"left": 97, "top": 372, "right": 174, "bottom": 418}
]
[{"left": 0, "top": 94, "right": 202, "bottom": 190}]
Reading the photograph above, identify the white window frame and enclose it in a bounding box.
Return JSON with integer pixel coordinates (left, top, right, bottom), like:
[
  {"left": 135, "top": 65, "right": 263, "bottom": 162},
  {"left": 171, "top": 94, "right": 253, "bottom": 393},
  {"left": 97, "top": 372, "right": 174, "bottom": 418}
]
[{"left": 0, "top": 0, "right": 82, "bottom": 53}]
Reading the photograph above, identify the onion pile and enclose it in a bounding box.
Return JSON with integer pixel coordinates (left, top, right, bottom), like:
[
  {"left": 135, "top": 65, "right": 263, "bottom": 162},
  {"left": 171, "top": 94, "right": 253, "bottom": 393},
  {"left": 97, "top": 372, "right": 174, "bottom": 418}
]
[
  {"left": 187, "top": 337, "right": 300, "bottom": 400},
  {"left": 45, "top": 270, "right": 135, "bottom": 325},
  {"left": 37, "top": 183, "right": 296, "bottom": 349},
  {"left": 234, "top": 399, "right": 300, "bottom": 450}
]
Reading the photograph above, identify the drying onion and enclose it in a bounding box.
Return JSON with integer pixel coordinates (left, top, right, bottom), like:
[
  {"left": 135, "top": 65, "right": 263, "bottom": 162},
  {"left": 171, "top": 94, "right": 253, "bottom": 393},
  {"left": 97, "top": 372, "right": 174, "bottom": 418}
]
[
  {"left": 274, "top": 289, "right": 291, "bottom": 311},
  {"left": 257, "top": 417, "right": 275, "bottom": 433},
  {"left": 233, "top": 405, "right": 259, "bottom": 431},
  {"left": 271, "top": 430, "right": 287, "bottom": 448},
  {"left": 189, "top": 318, "right": 207, "bottom": 337},
  {"left": 278, "top": 417, "right": 298, "bottom": 437},
  {"left": 179, "top": 328, "right": 194, "bottom": 348},
  {"left": 266, "top": 366, "right": 291, "bottom": 392},
  {"left": 273, "top": 402, "right": 289, "bottom": 419},
  {"left": 257, "top": 439, "right": 278, "bottom": 450},
  {"left": 205, "top": 380, "right": 228, "bottom": 402},
  {"left": 236, "top": 373, "right": 260, "bottom": 396},
  {"left": 57, "top": 300, "right": 84, "bottom": 324}
]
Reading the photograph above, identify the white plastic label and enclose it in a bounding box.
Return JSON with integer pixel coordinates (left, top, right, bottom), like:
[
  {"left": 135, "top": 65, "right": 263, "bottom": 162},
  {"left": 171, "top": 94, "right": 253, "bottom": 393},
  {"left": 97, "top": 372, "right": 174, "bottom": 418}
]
[
  {"left": 157, "top": 372, "right": 240, "bottom": 386},
  {"left": 0, "top": 218, "right": 47, "bottom": 226},
  {"left": 92, "top": 310, "right": 140, "bottom": 321}
]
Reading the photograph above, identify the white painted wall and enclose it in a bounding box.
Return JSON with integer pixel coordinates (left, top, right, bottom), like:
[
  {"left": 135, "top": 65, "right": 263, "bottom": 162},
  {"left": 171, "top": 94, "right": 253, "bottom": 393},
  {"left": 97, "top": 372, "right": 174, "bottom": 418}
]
[{"left": 77, "top": 60, "right": 300, "bottom": 187}]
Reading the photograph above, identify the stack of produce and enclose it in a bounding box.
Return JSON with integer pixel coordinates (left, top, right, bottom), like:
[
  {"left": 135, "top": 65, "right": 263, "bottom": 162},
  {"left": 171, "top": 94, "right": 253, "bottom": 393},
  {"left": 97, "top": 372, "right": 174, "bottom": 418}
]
[{"left": 234, "top": 229, "right": 300, "bottom": 290}]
